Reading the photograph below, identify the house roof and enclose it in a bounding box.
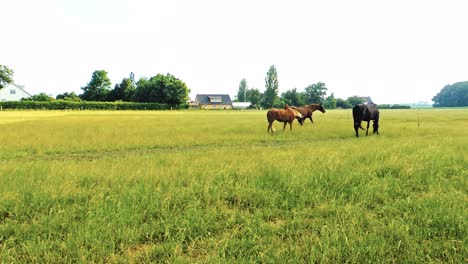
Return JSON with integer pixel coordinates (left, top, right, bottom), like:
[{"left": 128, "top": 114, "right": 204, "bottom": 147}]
[
  {"left": 1, "top": 83, "right": 32, "bottom": 97},
  {"left": 359, "top": 96, "right": 373, "bottom": 104},
  {"left": 195, "top": 94, "right": 232, "bottom": 105}
]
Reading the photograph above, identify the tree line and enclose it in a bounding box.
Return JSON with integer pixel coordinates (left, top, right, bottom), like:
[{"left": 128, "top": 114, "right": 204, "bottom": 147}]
[
  {"left": 50, "top": 70, "right": 190, "bottom": 105},
  {"left": 236, "top": 65, "right": 467, "bottom": 108},
  {"left": 0, "top": 66, "right": 190, "bottom": 105},
  {"left": 1, "top": 64, "right": 467, "bottom": 107},
  {"left": 236, "top": 65, "right": 382, "bottom": 109}
]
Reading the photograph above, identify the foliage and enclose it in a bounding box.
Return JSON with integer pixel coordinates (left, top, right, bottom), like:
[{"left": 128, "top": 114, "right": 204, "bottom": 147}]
[
  {"left": 281, "top": 88, "right": 305, "bottom": 106},
  {"left": 236, "top": 78, "right": 248, "bottom": 102},
  {"left": 378, "top": 104, "right": 411, "bottom": 109},
  {"left": 133, "top": 73, "right": 189, "bottom": 104},
  {"left": 336, "top": 98, "right": 352, "bottom": 108},
  {"left": 56, "top": 92, "right": 81, "bottom": 101},
  {"left": 272, "top": 96, "right": 285, "bottom": 108},
  {"left": 108, "top": 77, "right": 136, "bottom": 102},
  {"left": 347, "top": 96, "right": 365, "bottom": 106},
  {"left": 22, "top": 93, "right": 55, "bottom": 102},
  {"left": 246, "top": 88, "right": 262, "bottom": 108},
  {"left": 0, "top": 100, "right": 186, "bottom": 110},
  {"left": 80, "top": 70, "right": 112, "bottom": 101},
  {"left": 432, "top": 81, "right": 468, "bottom": 107},
  {"left": 0, "top": 64, "right": 14, "bottom": 89},
  {"left": 262, "top": 65, "right": 279, "bottom": 108},
  {"left": 0, "top": 109, "right": 466, "bottom": 263},
  {"left": 304, "top": 82, "right": 327, "bottom": 104},
  {"left": 323, "top": 93, "right": 337, "bottom": 109}
]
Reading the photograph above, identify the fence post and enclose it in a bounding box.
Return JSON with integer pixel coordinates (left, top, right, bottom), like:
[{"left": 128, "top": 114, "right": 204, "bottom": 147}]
[{"left": 418, "top": 110, "right": 420, "bottom": 128}]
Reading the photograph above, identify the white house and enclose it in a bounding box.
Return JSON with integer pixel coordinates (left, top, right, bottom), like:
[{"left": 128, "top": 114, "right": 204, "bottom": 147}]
[{"left": 0, "top": 83, "right": 32, "bottom": 101}]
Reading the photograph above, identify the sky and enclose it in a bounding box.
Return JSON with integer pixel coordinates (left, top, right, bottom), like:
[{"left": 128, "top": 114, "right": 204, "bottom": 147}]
[{"left": 2, "top": 0, "right": 468, "bottom": 104}]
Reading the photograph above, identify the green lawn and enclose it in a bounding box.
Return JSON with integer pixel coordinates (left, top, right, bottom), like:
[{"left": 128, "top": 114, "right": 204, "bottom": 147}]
[{"left": 0, "top": 109, "right": 466, "bottom": 263}]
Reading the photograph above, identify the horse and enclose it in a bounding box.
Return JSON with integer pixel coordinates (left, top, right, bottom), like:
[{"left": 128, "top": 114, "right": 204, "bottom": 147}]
[
  {"left": 353, "top": 103, "right": 380, "bottom": 137},
  {"left": 267, "top": 106, "right": 304, "bottom": 133},
  {"left": 289, "top": 104, "right": 326, "bottom": 124}
]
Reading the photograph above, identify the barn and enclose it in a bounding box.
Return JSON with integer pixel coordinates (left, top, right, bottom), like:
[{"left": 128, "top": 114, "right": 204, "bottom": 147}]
[
  {"left": 0, "top": 83, "right": 32, "bottom": 101},
  {"left": 195, "top": 94, "right": 232, "bottom": 109}
]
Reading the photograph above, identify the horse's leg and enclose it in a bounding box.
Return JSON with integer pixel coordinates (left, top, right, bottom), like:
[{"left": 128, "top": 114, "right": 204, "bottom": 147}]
[
  {"left": 283, "top": 122, "right": 287, "bottom": 131},
  {"left": 373, "top": 113, "right": 379, "bottom": 134},
  {"left": 354, "top": 122, "right": 360, "bottom": 137},
  {"left": 308, "top": 116, "right": 313, "bottom": 124},
  {"left": 373, "top": 120, "right": 379, "bottom": 134},
  {"left": 366, "top": 121, "right": 370, "bottom": 136},
  {"left": 289, "top": 121, "right": 293, "bottom": 131},
  {"left": 267, "top": 121, "right": 273, "bottom": 133}
]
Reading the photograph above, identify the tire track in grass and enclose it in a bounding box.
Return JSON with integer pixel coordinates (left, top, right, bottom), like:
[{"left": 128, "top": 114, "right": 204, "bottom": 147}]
[{"left": 0, "top": 136, "right": 355, "bottom": 163}]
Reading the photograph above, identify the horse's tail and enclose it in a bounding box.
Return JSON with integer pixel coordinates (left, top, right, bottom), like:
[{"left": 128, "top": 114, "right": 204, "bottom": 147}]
[
  {"left": 352, "top": 105, "right": 365, "bottom": 130},
  {"left": 355, "top": 121, "right": 364, "bottom": 130},
  {"left": 266, "top": 110, "right": 275, "bottom": 123}
]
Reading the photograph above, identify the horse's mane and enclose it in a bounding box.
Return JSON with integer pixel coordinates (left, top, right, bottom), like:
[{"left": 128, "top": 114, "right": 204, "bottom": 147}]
[
  {"left": 284, "top": 105, "right": 302, "bottom": 118},
  {"left": 288, "top": 108, "right": 302, "bottom": 118}
]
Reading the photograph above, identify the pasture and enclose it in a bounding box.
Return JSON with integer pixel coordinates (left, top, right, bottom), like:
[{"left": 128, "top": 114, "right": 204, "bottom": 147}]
[{"left": 0, "top": 109, "right": 466, "bottom": 263}]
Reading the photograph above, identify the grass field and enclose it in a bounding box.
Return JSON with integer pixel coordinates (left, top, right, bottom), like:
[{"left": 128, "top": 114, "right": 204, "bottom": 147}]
[{"left": 0, "top": 109, "right": 466, "bottom": 263}]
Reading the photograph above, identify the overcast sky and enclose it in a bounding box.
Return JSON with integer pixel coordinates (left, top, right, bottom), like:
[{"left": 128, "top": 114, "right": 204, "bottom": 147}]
[{"left": 2, "top": 0, "right": 467, "bottom": 104}]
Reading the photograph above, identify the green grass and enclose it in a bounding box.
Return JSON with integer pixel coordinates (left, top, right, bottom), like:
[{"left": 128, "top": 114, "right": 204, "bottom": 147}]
[{"left": 0, "top": 109, "right": 467, "bottom": 263}]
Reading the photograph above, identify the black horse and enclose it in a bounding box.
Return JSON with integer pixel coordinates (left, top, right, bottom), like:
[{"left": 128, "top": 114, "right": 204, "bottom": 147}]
[{"left": 353, "top": 103, "right": 379, "bottom": 137}]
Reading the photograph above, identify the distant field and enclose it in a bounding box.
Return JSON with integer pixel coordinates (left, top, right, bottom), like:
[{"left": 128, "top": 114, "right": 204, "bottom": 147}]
[{"left": 0, "top": 109, "right": 466, "bottom": 263}]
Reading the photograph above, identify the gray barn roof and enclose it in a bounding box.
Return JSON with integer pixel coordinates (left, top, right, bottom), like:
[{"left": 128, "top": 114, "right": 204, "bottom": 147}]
[
  {"left": 360, "top": 96, "right": 374, "bottom": 104},
  {"left": 195, "top": 94, "right": 232, "bottom": 105}
]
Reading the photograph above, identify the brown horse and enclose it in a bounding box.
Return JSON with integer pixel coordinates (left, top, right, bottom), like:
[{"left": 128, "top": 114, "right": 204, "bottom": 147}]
[
  {"left": 289, "top": 104, "right": 326, "bottom": 124},
  {"left": 267, "top": 106, "right": 304, "bottom": 133}
]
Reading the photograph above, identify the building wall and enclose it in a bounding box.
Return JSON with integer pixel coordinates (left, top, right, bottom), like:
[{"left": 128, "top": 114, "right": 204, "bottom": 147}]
[
  {"left": 200, "top": 104, "right": 232, "bottom": 110},
  {"left": 232, "top": 102, "right": 251, "bottom": 109},
  {"left": 0, "top": 84, "right": 31, "bottom": 101}
]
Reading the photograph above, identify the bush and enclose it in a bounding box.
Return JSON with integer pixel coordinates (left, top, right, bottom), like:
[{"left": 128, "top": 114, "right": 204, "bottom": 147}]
[
  {"left": 378, "top": 104, "right": 411, "bottom": 109},
  {"left": 0, "top": 100, "right": 188, "bottom": 110}
]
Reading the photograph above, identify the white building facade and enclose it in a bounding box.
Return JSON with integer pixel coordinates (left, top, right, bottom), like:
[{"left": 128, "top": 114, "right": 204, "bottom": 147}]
[{"left": 0, "top": 83, "right": 32, "bottom": 101}]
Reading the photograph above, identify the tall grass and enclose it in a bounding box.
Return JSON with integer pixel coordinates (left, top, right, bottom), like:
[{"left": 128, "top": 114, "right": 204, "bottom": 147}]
[{"left": 0, "top": 109, "right": 467, "bottom": 263}]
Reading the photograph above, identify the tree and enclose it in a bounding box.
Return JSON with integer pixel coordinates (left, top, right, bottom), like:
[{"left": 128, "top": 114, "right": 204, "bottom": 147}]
[
  {"left": 236, "top": 78, "right": 248, "bottom": 102},
  {"left": 133, "top": 73, "right": 190, "bottom": 104},
  {"left": 108, "top": 76, "right": 136, "bottom": 102},
  {"left": 336, "top": 98, "right": 352, "bottom": 109},
  {"left": 281, "top": 88, "right": 305, "bottom": 106},
  {"left": 323, "top": 93, "right": 337, "bottom": 109},
  {"left": 0, "top": 65, "right": 14, "bottom": 89},
  {"left": 22, "top": 93, "right": 54, "bottom": 101},
  {"left": 347, "top": 96, "right": 365, "bottom": 106},
  {"left": 432, "top": 81, "right": 468, "bottom": 107},
  {"left": 262, "top": 65, "right": 279, "bottom": 108},
  {"left": 56, "top": 92, "right": 81, "bottom": 101},
  {"left": 304, "top": 82, "right": 327, "bottom": 104},
  {"left": 246, "top": 88, "right": 262, "bottom": 108},
  {"left": 273, "top": 97, "right": 285, "bottom": 108},
  {"left": 80, "top": 70, "right": 112, "bottom": 101}
]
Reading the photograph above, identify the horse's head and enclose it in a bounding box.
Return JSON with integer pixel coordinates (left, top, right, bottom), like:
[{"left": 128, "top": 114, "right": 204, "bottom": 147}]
[
  {"left": 289, "top": 108, "right": 304, "bottom": 126},
  {"left": 318, "top": 103, "right": 326, "bottom": 113}
]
